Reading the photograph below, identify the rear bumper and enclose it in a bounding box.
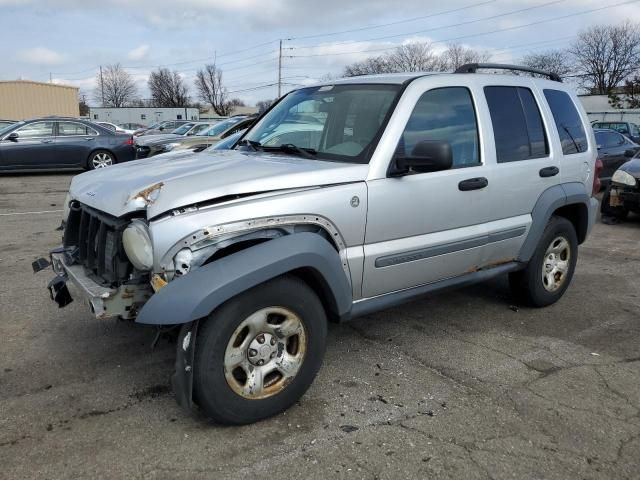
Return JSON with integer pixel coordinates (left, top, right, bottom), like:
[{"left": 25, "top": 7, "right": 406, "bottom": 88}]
[{"left": 49, "top": 249, "right": 152, "bottom": 320}]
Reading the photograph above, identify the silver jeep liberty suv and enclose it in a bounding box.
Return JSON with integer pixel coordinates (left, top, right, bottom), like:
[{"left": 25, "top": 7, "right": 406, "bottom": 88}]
[{"left": 43, "top": 64, "right": 599, "bottom": 424}]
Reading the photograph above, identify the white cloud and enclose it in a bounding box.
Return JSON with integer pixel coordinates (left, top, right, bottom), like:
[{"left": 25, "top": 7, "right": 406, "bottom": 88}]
[
  {"left": 127, "top": 44, "right": 150, "bottom": 61},
  {"left": 17, "top": 47, "right": 65, "bottom": 66}
]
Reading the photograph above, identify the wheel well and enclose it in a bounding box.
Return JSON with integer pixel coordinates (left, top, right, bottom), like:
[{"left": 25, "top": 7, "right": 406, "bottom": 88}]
[
  {"left": 553, "top": 203, "right": 588, "bottom": 243},
  {"left": 290, "top": 267, "right": 341, "bottom": 322},
  {"left": 87, "top": 148, "right": 117, "bottom": 165}
]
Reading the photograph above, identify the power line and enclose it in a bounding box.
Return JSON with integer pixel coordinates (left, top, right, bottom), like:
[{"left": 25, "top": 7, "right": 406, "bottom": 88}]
[
  {"left": 288, "top": 0, "right": 640, "bottom": 59},
  {"left": 286, "top": 0, "right": 496, "bottom": 41},
  {"left": 288, "top": 0, "right": 567, "bottom": 50}
]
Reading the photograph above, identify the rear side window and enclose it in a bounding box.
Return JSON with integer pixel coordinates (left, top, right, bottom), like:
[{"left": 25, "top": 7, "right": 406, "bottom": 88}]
[
  {"left": 595, "top": 131, "right": 624, "bottom": 148},
  {"left": 543, "top": 89, "right": 588, "bottom": 155},
  {"left": 484, "top": 86, "right": 548, "bottom": 163}
]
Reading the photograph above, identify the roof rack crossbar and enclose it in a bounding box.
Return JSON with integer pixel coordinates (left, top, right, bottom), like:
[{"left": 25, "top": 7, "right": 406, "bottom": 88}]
[{"left": 454, "top": 63, "right": 562, "bottom": 82}]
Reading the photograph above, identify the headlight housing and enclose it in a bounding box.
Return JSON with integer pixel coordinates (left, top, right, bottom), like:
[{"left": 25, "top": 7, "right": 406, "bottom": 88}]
[
  {"left": 122, "top": 220, "right": 154, "bottom": 271},
  {"left": 612, "top": 169, "right": 637, "bottom": 187},
  {"left": 162, "top": 142, "right": 181, "bottom": 152},
  {"left": 62, "top": 192, "right": 72, "bottom": 221}
]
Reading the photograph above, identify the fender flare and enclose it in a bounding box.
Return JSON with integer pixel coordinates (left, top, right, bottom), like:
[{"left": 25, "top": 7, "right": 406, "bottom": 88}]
[
  {"left": 135, "top": 232, "right": 353, "bottom": 325},
  {"left": 517, "top": 182, "right": 591, "bottom": 262}
]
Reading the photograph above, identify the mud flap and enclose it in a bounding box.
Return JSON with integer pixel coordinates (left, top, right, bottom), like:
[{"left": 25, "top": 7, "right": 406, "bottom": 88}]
[
  {"left": 47, "top": 276, "right": 73, "bottom": 308},
  {"left": 173, "top": 319, "right": 200, "bottom": 413}
]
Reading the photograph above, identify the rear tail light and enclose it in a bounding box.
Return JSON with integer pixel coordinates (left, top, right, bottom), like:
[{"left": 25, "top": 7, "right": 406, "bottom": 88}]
[
  {"left": 592, "top": 158, "right": 603, "bottom": 196},
  {"left": 124, "top": 136, "right": 134, "bottom": 146}
]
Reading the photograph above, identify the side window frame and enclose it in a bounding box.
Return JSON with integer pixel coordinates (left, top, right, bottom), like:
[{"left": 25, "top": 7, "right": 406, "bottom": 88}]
[{"left": 397, "top": 86, "right": 482, "bottom": 171}]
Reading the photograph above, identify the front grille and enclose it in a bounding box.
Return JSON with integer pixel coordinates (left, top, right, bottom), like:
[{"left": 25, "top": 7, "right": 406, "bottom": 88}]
[
  {"left": 136, "top": 145, "right": 150, "bottom": 159},
  {"left": 63, "top": 202, "right": 132, "bottom": 285}
]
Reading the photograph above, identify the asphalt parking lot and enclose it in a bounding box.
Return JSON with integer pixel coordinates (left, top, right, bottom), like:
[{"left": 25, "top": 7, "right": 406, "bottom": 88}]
[{"left": 1, "top": 173, "right": 639, "bottom": 479}]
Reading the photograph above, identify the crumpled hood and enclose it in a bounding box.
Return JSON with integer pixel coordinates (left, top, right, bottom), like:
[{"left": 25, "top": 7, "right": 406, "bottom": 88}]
[
  {"left": 69, "top": 150, "right": 368, "bottom": 218},
  {"left": 619, "top": 158, "right": 640, "bottom": 178},
  {"left": 135, "top": 134, "right": 181, "bottom": 146}
]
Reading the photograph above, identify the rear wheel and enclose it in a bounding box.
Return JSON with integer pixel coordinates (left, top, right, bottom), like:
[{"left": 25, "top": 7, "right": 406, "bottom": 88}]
[
  {"left": 509, "top": 216, "right": 578, "bottom": 307},
  {"left": 87, "top": 150, "right": 115, "bottom": 170},
  {"left": 193, "top": 275, "right": 327, "bottom": 424}
]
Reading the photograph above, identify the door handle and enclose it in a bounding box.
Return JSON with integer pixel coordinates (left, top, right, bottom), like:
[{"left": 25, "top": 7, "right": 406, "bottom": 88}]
[
  {"left": 85, "top": 137, "right": 95, "bottom": 141},
  {"left": 458, "top": 177, "right": 488, "bottom": 191},
  {"left": 40, "top": 139, "right": 53, "bottom": 144},
  {"left": 539, "top": 166, "right": 559, "bottom": 178}
]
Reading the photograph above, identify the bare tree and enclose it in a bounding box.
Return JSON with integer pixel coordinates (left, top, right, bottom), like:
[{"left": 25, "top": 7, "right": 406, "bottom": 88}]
[
  {"left": 440, "top": 43, "right": 491, "bottom": 71},
  {"left": 609, "top": 76, "right": 640, "bottom": 108},
  {"left": 344, "top": 56, "right": 393, "bottom": 77},
  {"left": 256, "top": 99, "right": 275, "bottom": 113},
  {"left": 570, "top": 22, "right": 640, "bottom": 94},
  {"left": 521, "top": 49, "right": 574, "bottom": 79},
  {"left": 386, "top": 42, "right": 441, "bottom": 72},
  {"left": 148, "top": 68, "right": 189, "bottom": 107},
  {"left": 93, "top": 63, "right": 137, "bottom": 107},
  {"left": 194, "top": 64, "right": 235, "bottom": 116}
]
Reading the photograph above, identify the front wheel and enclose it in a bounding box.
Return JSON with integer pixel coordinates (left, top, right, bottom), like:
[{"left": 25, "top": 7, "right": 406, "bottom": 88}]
[
  {"left": 193, "top": 275, "right": 327, "bottom": 424},
  {"left": 87, "top": 150, "right": 115, "bottom": 170},
  {"left": 509, "top": 216, "right": 578, "bottom": 307}
]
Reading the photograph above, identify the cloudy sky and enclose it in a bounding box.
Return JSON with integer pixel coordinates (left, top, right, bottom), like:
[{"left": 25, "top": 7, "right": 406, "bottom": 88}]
[{"left": 1, "top": 0, "right": 638, "bottom": 106}]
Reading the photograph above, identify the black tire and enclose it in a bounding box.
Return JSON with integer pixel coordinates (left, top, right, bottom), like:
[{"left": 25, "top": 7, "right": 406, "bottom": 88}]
[
  {"left": 509, "top": 216, "right": 578, "bottom": 308},
  {"left": 86, "top": 150, "right": 116, "bottom": 170},
  {"left": 193, "top": 275, "right": 327, "bottom": 425},
  {"left": 601, "top": 185, "right": 629, "bottom": 219}
]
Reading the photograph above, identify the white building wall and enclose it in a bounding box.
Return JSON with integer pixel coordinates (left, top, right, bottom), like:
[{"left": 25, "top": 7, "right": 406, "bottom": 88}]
[
  {"left": 89, "top": 107, "right": 200, "bottom": 126},
  {"left": 578, "top": 95, "right": 640, "bottom": 124}
]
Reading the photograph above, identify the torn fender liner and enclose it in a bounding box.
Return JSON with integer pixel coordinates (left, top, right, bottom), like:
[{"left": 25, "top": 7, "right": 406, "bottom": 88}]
[
  {"left": 173, "top": 320, "right": 199, "bottom": 413},
  {"left": 136, "top": 232, "right": 352, "bottom": 326},
  {"left": 48, "top": 276, "right": 73, "bottom": 308}
]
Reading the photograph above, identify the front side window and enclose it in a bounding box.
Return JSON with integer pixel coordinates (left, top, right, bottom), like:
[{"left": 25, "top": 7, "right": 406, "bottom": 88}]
[
  {"left": 205, "top": 118, "right": 245, "bottom": 137},
  {"left": 16, "top": 121, "right": 54, "bottom": 139},
  {"left": 543, "top": 89, "right": 588, "bottom": 155},
  {"left": 485, "top": 86, "right": 548, "bottom": 163},
  {"left": 172, "top": 123, "right": 195, "bottom": 135},
  {"left": 58, "top": 122, "right": 96, "bottom": 136},
  {"left": 242, "top": 84, "right": 400, "bottom": 163},
  {"left": 595, "top": 131, "right": 624, "bottom": 148},
  {"left": 398, "top": 87, "right": 480, "bottom": 168}
]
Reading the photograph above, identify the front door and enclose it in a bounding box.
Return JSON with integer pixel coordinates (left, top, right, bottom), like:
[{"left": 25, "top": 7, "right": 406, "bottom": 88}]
[
  {"left": 362, "top": 86, "right": 490, "bottom": 298},
  {"left": 0, "top": 121, "right": 55, "bottom": 169}
]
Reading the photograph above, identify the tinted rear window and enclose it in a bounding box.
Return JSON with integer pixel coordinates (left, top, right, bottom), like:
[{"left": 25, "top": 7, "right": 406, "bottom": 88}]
[
  {"left": 484, "top": 86, "right": 548, "bottom": 163},
  {"left": 543, "top": 89, "right": 588, "bottom": 154}
]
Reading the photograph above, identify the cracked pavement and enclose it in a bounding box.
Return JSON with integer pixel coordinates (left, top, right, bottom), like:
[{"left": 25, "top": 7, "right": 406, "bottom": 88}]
[{"left": 1, "top": 173, "right": 639, "bottom": 479}]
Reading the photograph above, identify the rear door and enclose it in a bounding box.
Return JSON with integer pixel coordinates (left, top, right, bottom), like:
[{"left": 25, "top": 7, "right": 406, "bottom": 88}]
[
  {"left": 56, "top": 121, "right": 98, "bottom": 167},
  {"left": 0, "top": 121, "right": 55, "bottom": 169}
]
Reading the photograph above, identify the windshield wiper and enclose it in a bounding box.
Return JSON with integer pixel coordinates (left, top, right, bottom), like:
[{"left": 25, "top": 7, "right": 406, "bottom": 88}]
[
  {"left": 272, "top": 143, "right": 318, "bottom": 159},
  {"left": 237, "top": 139, "right": 263, "bottom": 151}
]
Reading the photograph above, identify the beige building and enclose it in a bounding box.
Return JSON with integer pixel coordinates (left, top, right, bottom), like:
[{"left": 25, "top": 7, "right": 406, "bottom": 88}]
[{"left": 0, "top": 80, "right": 79, "bottom": 120}]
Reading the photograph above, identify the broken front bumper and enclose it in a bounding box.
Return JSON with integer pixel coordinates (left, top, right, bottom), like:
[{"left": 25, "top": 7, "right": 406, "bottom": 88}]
[{"left": 48, "top": 249, "right": 152, "bottom": 320}]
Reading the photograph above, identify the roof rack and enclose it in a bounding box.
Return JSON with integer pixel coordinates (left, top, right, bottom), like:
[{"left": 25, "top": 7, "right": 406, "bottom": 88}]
[{"left": 454, "top": 63, "right": 562, "bottom": 82}]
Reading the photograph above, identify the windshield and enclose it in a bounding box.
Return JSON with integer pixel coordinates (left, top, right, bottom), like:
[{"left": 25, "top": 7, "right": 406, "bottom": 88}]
[
  {"left": 172, "top": 123, "right": 195, "bottom": 135},
  {"left": 203, "top": 118, "right": 245, "bottom": 137},
  {"left": 188, "top": 123, "right": 212, "bottom": 136},
  {"left": 0, "top": 122, "right": 17, "bottom": 135},
  {"left": 206, "top": 130, "right": 246, "bottom": 151},
  {"left": 241, "top": 84, "right": 399, "bottom": 163}
]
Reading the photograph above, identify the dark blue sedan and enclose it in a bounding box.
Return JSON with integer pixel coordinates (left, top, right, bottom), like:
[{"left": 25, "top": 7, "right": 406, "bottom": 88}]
[{"left": 0, "top": 117, "right": 135, "bottom": 172}]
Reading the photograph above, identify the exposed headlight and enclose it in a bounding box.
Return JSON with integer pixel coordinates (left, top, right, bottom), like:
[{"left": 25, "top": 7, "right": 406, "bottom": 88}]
[
  {"left": 612, "top": 169, "right": 637, "bottom": 187},
  {"left": 62, "top": 192, "right": 72, "bottom": 221},
  {"left": 122, "top": 220, "right": 154, "bottom": 270},
  {"left": 162, "top": 142, "right": 181, "bottom": 152}
]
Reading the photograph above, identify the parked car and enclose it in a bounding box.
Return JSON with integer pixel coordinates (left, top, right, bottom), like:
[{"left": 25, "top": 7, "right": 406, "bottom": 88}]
[
  {"left": 136, "top": 120, "right": 191, "bottom": 136},
  {"left": 593, "top": 128, "right": 640, "bottom": 185},
  {"left": 135, "top": 117, "right": 254, "bottom": 158},
  {"left": 95, "top": 121, "right": 133, "bottom": 134},
  {"left": 40, "top": 64, "right": 598, "bottom": 424},
  {"left": 0, "top": 118, "right": 134, "bottom": 171},
  {"left": 592, "top": 121, "right": 640, "bottom": 144},
  {"left": 119, "top": 122, "right": 146, "bottom": 131},
  {"left": 601, "top": 150, "right": 640, "bottom": 219},
  {"left": 205, "top": 129, "right": 246, "bottom": 151},
  {"left": 0, "top": 119, "right": 16, "bottom": 131}
]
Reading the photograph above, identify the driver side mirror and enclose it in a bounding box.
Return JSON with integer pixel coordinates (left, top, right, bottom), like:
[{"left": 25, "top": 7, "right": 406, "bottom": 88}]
[
  {"left": 391, "top": 140, "right": 453, "bottom": 176},
  {"left": 7, "top": 132, "right": 19, "bottom": 142}
]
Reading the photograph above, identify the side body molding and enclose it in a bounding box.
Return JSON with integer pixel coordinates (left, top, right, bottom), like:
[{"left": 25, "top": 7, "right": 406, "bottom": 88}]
[
  {"left": 136, "top": 232, "right": 352, "bottom": 325},
  {"left": 517, "top": 182, "right": 593, "bottom": 262}
]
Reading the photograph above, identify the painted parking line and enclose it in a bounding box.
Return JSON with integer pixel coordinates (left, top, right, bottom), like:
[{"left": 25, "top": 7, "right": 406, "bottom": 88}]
[{"left": 0, "top": 209, "right": 63, "bottom": 216}]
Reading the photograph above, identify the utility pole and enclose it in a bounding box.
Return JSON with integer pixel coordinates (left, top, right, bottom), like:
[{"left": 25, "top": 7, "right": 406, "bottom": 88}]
[
  {"left": 277, "top": 39, "right": 282, "bottom": 98},
  {"left": 49, "top": 72, "right": 52, "bottom": 83},
  {"left": 99, "top": 65, "right": 105, "bottom": 107}
]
